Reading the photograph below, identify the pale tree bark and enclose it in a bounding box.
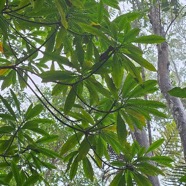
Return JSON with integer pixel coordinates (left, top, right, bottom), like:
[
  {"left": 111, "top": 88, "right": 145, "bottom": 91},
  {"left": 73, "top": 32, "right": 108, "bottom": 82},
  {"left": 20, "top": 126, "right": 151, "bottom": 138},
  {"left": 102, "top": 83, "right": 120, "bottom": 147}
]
[
  {"left": 129, "top": 1, "right": 161, "bottom": 185},
  {"left": 149, "top": 4, "right": 186, "bottom": 162}
]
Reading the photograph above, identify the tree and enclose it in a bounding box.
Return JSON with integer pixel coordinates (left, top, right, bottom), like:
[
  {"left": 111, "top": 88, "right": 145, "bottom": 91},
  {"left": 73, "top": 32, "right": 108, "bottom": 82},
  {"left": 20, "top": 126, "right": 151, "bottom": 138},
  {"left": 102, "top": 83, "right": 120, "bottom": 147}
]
[{"left": 0, "top": 0, "right": 180, "bottom": 185}]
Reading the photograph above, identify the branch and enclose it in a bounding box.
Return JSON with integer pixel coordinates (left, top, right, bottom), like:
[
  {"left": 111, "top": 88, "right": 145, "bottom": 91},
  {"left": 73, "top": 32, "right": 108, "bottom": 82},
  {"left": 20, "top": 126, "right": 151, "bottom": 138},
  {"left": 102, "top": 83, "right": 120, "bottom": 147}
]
[{"left": 15, "top": 68, "right": 85, "bottom": 133}]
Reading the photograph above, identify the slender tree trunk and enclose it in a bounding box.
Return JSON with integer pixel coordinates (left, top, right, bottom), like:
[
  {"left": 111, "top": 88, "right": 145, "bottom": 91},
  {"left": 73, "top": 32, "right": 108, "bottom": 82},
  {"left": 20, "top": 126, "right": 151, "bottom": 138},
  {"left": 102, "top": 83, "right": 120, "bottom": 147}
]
[{"left": 149, "top": 5, "right": 186, "bottom": 162}]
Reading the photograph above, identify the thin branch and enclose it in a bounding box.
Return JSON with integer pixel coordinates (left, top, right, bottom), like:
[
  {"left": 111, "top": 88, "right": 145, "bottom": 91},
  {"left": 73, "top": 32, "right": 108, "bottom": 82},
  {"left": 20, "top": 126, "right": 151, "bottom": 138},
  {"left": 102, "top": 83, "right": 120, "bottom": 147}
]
[
  {"left": 165, "top": 5, "right": 186, "bottom": 36},
  {"left": 15, "top": 68, "right": 85, "bottom": 133},
  {"left": 5, "top": 12, "right": 60, "bottom": 26}
]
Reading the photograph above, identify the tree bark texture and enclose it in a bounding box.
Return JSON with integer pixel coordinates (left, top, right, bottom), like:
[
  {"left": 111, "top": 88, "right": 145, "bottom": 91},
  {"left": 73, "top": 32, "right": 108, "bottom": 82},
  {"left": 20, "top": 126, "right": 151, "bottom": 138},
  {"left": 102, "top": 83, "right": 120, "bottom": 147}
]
[{"left": 149, "top": 5, "right": 186, "bottom": 162}]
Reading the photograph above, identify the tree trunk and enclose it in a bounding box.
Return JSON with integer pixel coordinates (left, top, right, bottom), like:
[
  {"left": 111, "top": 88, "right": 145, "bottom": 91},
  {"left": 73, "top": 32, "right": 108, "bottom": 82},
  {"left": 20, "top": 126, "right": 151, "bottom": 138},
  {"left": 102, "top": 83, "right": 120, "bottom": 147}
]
[{"left": 149, "top": 5, "right": 186, "bottom": 162}]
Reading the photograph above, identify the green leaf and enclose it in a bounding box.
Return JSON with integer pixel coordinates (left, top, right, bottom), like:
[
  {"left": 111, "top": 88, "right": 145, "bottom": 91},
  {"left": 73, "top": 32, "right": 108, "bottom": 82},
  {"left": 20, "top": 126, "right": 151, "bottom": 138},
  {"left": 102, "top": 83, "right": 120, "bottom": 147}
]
[
  {"left": 36, "top": 135, "right": 58, "bottom": 144},
  {"left": 40, "top": 161, "right": 57, "bottom": 170},
  {"left": 102, "top": 0, "right": 119, "bottom": 9},
  {"left": 83, "top": 158, "right": 94, "bottom": 181},
  {"left": 64, "top": 86, "right": 77, "bottom": 114},
  {"left": 41, "top": 70, "right": 77, "bottom": 83},
  {"left": 26, "top": 128, "right": 49, "bottom": 136},
  {"left": 102, "top": 132, "right": 123, "bottom": 154},
  {"left": 0, "top": 95, "right": 16, "bottom": 119},
  {"left": 11, "top": 162, "right": 22, "bottom": 185},
  {"left": 127, "top": 80, "right": 157, "bottom": 98},
  {"left": 25, "top": 104, "right": 43, "bottom": 120},
  {"left": 77, "top": 137, "right": 90, "bottom": 161},
  {"left": 104, "top": 74, "right": 118, "bottom": 98},
  {"left": 0, "top": 0, "right": 6, "bottom": 11},
  {"left": 60, "top": 132, "right": 83, "bottom": 155},
  {"left": 126, "top": 53, "right": 156, "bottom": 71},
  {"left": 0, "top": 113, "right": 15, "bottom": 121},
  {"left": 10, "top": 89, "right": 21, "bottom": 113},
  {"left": 180, "top": 175, "right": 186, "bottom": 183},
  {"left": 126, "top": 99, "right": 166, "bottom": 108},
  {"left": 70, "top": 157, "right": 79, "bottom": 180},
  {"left": 121, "top": 56, "right": 142, "bottom": 83},
  {"left": 146, "top": 139, "right": 164, "bottom": 153},
  {"left": 123, "top": 28, "right": 140, "bottom": 42},
  {"left": 97, "top": 0, "right": 104, "bottom": 23},
  {"left": 132, "top": 172, "right": 151, "bottom": 186},
  {"left": 133, "top": 35, "right": 165, "bottom": 43},
  {"left": 39, "top": 147, "right": 61, "bottom": 158},
  {"left": 117, "top": 113, "right": 127, "bottom": 145},
  {"left": 23, "top": 174, "right": 40, "bottom": 186},
  {"left": 55, "top": 0, "right": 68, "bottom": 29},
  {"left": 0, "top": 126, "right": 14, "bottom": 134},
  {"left": 79, "top": 23, "right": 110, "bottom": 43},
  {"left": 110, "top": 171, "right": 123, "bottom": 186},
  {"left": 150, "top": 156, "right": 173, "bottom": 166},
  {"left": 81, "top": 110, "right": 94, "bottom": 124},
  {"left": 168, "top": 87, "right": 186, "bottom": 98},
  {"left": 135, "top": 162, "right": 164, "bottom": 176}
]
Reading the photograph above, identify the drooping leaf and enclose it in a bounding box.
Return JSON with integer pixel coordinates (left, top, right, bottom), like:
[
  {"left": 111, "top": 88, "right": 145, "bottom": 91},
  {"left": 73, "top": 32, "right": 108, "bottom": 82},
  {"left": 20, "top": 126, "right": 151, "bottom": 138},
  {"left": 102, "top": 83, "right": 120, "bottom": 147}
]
[
  {"left": 0, "top": 95, "right": 16, "bottom": 119},
  {"left": 60, "top": 132, "right": 83, "bottom": 155},
  {"left": 64, "top": 86, "right": 77, "bottom": 114},
  {"left": 70, "top": 157, "right": 79, "bottom": 180},
  {"left": 117, "top": 113, "right": 127, "bottom": 145},
  {"left": 55, "top": 0, "right": 68, "bottom": 29},
  {"left": 135, "top": 162, "right": 164, "bottom": 176},
  {"left": 126, "top": 53, "right": 156, "bottom": 71},
  {"left": 10, "top": 89, "right": 21, "bottom": 113},
  {"left": 39, "top": 147, "right": 61, "bottom": 158},
  {"left": 23, "top": 174, "right": 40, "bottom": 186},
  {"left": 132, "top": 172, "right": 151, "bottom": 186},
  {"left": 110, "top": 171, "right": 123, "bottom": 186},
  {"left": 77, "top": 137, "right": 91, "bottom": 161},
  {"left": 83, "top": 158, "right": 94, "bottom": 181},
  {"left": 11, "top": 162, "right": 22, "bottom": 185}
]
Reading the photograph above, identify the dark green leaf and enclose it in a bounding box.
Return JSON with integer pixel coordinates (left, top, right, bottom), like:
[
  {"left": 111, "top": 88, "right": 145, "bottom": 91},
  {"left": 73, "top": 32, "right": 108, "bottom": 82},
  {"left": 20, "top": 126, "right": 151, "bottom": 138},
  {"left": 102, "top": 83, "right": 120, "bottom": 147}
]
[
  {"left": 0, "top": 113, "right": 15, "bottom": 121},
  {"left": 64, "top": 86, "right": 77, "bottom": 114},
  {"left": 0, "top": 126, "right": 14, "bottom": 134},
  {"left": 110, "top": 171, "right": 123, "bottom": 186},
  {"left": 0, "top": 95, "right": 16, "bottom": 119},
  {"left": 77, "top": 137, "right": 90, "bottom": 161},
  {"left": 70, "top": 157, "right": 79, "bottom": 180},
  {"left": 39, "top": 147, "right": 61, "bottom": 158},
  {"left": 83, "top": 158, "right": 94, "bottom": 181},
  {"left": 168, "top": 87, "right": 186, "bottom": 98},
  {"left": 150, "top": 156, "right": 173, "bottom": 166},
  {"left": 25, "top": 104, "right": 43, "bottom": 120},
  {"left": 41, "top": 71, "right": 77, "bottom": 83},
  {"left": 117, "top": 113, "right": 127, "bottom": 145},
  {"left": 11, "top": 162, "right": 22, "bottom": 185},
  {"left": 36, "top": 135, "right": 58, "bottom": 144},
  {"left": 10, "top": 89, "right": 21, "bottom": 113},
  {"left": 23, "top": 174, "right": 40, "bottom": 186},
  {"left": 180, "top": 176, "right": 186, "bottom": 183},
  {"left": 60, "top": 132, "right": 83, "bottom": 155},
  {"left": 133, "top": 172, "right": 151, "bottom": 186}
]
